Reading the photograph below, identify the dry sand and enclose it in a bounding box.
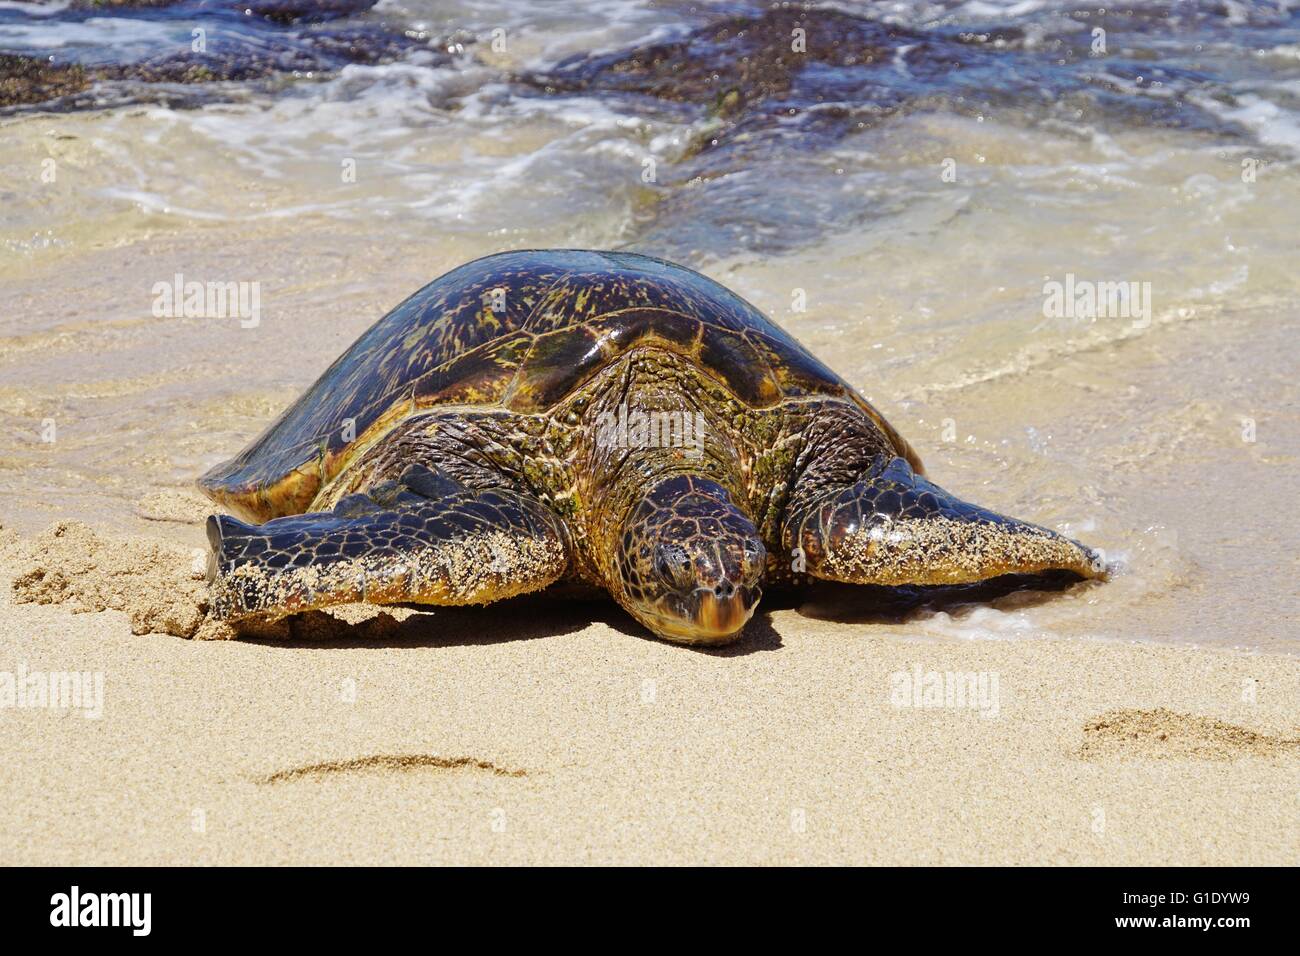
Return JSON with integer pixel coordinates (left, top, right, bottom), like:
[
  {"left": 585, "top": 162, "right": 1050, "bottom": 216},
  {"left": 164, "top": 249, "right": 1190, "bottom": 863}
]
[{"left": 1, "top": 517, "right": 1297, "bottom": 865}]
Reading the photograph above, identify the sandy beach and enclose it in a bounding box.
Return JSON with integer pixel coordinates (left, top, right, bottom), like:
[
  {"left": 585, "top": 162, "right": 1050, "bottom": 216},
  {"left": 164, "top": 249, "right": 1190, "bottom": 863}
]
[
  {"left": 2, "top": 0, "right": 1298, "bottom": 866},
  {"left": 2, "top": 552, "right": 1297, "bottom": 866},
  {"left": 2, "top": 282, "right": 1296, "bottom": 865}
]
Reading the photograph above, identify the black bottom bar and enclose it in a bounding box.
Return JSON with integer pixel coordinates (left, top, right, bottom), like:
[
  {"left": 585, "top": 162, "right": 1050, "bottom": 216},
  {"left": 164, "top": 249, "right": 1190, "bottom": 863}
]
[{"left": 0, "top": 866, "right": 1285, "bottom": 941}]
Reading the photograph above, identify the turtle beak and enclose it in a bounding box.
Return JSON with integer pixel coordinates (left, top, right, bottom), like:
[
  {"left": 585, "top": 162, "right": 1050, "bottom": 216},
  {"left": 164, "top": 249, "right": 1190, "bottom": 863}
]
[
  {"left": 632, "top": 583, "right": 761, "bottom": 645},
  {"left": 690, "top": 583, "right": 760, "bottom": 642}
]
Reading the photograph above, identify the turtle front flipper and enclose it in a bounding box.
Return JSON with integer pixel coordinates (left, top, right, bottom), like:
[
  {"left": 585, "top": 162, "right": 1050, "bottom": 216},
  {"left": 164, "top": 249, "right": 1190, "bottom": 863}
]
[
  {"left": 784, "top": 456, "right": 1106, "bottom": 587},
  {"left": 206, "top": 465, "right": 568, "bottom": 623}
]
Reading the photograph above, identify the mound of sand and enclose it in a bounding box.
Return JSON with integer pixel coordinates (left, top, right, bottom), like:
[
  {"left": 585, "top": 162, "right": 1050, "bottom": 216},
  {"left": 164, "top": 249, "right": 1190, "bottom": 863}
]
[
  {"left": 8, "top": 521, "right": 224, "bottom": 638},
  {"left": 1079, "top": 707, "right": 1300, "bottom": 761}
]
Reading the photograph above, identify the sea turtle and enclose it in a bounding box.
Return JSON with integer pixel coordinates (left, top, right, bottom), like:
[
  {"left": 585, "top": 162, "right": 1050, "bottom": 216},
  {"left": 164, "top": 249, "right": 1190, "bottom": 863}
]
[{"left": 199, "top": 249, "right": 1105, "bottom": 644}]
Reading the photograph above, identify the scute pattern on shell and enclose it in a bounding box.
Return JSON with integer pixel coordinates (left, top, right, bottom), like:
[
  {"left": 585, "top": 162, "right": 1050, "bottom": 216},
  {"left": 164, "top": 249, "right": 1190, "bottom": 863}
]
[{"left": 199, "top": 249, "right": 917, "bottom": 522}]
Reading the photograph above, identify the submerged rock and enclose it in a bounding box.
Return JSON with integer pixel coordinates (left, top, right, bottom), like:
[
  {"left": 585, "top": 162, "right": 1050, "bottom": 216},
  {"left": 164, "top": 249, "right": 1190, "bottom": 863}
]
[
  {"left": 69, "top": 0, "right": 378, "bottom": 19},
  {"left": 0, "top": 0, "right": 438, "bottom": 113},
  {"left": 519, "top": 9, "right": 938, "bottom": 154},
  {"left": 0, "top": 55, "right": 90, "bottom": 110},
  {"left": 238, "top": 0, "right": 381, "bottom": 25},
  {"left": 517, "top": 3, "right": 1255, "bottom": 158}
]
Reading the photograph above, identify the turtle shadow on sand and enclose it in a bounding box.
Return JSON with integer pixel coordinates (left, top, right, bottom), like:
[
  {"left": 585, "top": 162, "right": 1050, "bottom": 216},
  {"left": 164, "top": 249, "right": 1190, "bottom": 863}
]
[
  {"left": 231, "top": 592, "right": 606, "bottom": 651},
  {"left": 229, "top": 574, "right": 1084, "bottom": 654},
  {"left": 792, "top": 571, "right": 1091, "bottom": 626},
  {"left": 232, "top": 590, "right": 785, "bottom": 656}
]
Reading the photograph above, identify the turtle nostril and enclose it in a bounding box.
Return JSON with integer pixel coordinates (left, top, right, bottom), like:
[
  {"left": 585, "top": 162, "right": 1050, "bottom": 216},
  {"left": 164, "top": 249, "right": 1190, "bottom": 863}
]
[{"left": 714, "top": 581, "right": 735, "bottom": 598}]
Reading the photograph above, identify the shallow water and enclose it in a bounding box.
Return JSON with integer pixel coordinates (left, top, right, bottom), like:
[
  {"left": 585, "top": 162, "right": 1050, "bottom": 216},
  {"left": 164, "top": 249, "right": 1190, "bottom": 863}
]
[{"left": 1, "top": 0, "right": 1297, "bottom": 652}]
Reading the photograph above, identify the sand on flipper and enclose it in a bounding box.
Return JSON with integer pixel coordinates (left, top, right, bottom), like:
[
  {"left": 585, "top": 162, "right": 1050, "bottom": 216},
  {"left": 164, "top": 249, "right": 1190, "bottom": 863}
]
[{"left": 3, "top": 520, "right": 415, "bottom": 643}]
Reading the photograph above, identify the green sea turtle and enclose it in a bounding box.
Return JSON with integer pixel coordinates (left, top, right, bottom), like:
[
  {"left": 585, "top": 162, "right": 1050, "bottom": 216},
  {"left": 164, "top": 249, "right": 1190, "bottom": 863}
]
[{"left": 199, "top": 249, "right": 1105, "bottom": 644}]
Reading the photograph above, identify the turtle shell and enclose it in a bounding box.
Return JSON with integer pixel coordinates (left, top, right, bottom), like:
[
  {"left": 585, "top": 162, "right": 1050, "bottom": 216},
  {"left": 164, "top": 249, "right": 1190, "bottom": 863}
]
[{"left": 199, "top": 249, "right": 920, "bottom": 521}]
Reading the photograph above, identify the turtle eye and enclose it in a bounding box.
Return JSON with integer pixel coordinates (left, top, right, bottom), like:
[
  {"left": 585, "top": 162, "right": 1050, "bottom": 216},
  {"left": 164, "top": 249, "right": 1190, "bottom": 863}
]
[
  {"left": 739, "top": 543, "right": 764, "bottom": 579},
  {"left": 653, "top": 545, "right": 692, "bottom": 588}
]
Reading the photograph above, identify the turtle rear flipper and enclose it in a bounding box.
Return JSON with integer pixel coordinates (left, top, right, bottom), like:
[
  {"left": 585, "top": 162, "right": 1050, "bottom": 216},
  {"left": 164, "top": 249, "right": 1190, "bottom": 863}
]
[
  {"left": 784, "top": 456, "right": 1107, "bottom": 587},
  {"left": 206, "top": 468, "right": 568, "bottom": 623}
]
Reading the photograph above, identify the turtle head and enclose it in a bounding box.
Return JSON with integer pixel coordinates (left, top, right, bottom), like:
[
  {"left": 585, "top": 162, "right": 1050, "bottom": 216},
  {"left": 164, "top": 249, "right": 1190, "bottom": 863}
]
[{"left": 614, "top": 475, "right": 765, "bottom": 645}]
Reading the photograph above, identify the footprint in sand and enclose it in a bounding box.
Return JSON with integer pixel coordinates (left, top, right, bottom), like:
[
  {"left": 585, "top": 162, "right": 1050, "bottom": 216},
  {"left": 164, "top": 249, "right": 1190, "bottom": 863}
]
[
  {"left": 1078, "top": 707, "right": 1300, "bottom": 761},
  {"left": 258, "top": 754, "right": 527, "bottom": 784}
]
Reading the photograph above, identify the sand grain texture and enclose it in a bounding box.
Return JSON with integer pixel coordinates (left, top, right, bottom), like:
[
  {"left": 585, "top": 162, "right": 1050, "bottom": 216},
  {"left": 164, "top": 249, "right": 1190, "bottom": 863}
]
[
  {"left": 1, "top": 531, "right": 1297, "bottom": 865},
  {"left": 9, "top": 521, "right": 214, "bottom": 638},
  {"left": 1079, "top": 708, "right": 1300, "bottom": 761}
]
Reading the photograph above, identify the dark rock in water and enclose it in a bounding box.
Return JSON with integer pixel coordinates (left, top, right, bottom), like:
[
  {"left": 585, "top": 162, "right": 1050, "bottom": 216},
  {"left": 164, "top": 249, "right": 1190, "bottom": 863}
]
[
  {"left": 516, "top": 1, "right": 1276, "bottom": 262},
  {"left": 295, "top": 28, "right": 428, "bottom": 66},
  {"left": 235, "top": 0, "right": 380, "bottom": 26},
  {"left": 0, "top": 0, "right": 438, "bottom": 113},
  {"left": 524, "top": 9, "right": 905, "bottom": 112},
  {"left": 518, "top": 2, "right": 1261, "bottom": 159},
  {"left": 97, "top": 57, "right": 273, "bottom": 86},
  {"left": 69, "top": 0, "right": 184, "bottom": 7},
  {"left": 89, "top": 26, "right": 424, "bottom": 83},
  {"left": 525, "top": 9, "right": 883, "bottom": 108},
  {"left": 70, "top": 0, "right": 377, "bottom": 19},
  {"left": 0, "top": 55, "right": 90, "bottom": 109},
  {"left": 518, "top": 8, "right": 955, "bottom": 155}
]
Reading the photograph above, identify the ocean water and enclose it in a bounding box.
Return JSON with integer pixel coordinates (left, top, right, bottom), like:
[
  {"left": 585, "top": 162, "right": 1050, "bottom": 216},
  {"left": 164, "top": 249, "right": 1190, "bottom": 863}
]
[{"left": 1, "top": 0, "right": 1297, "bottom": 651}]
